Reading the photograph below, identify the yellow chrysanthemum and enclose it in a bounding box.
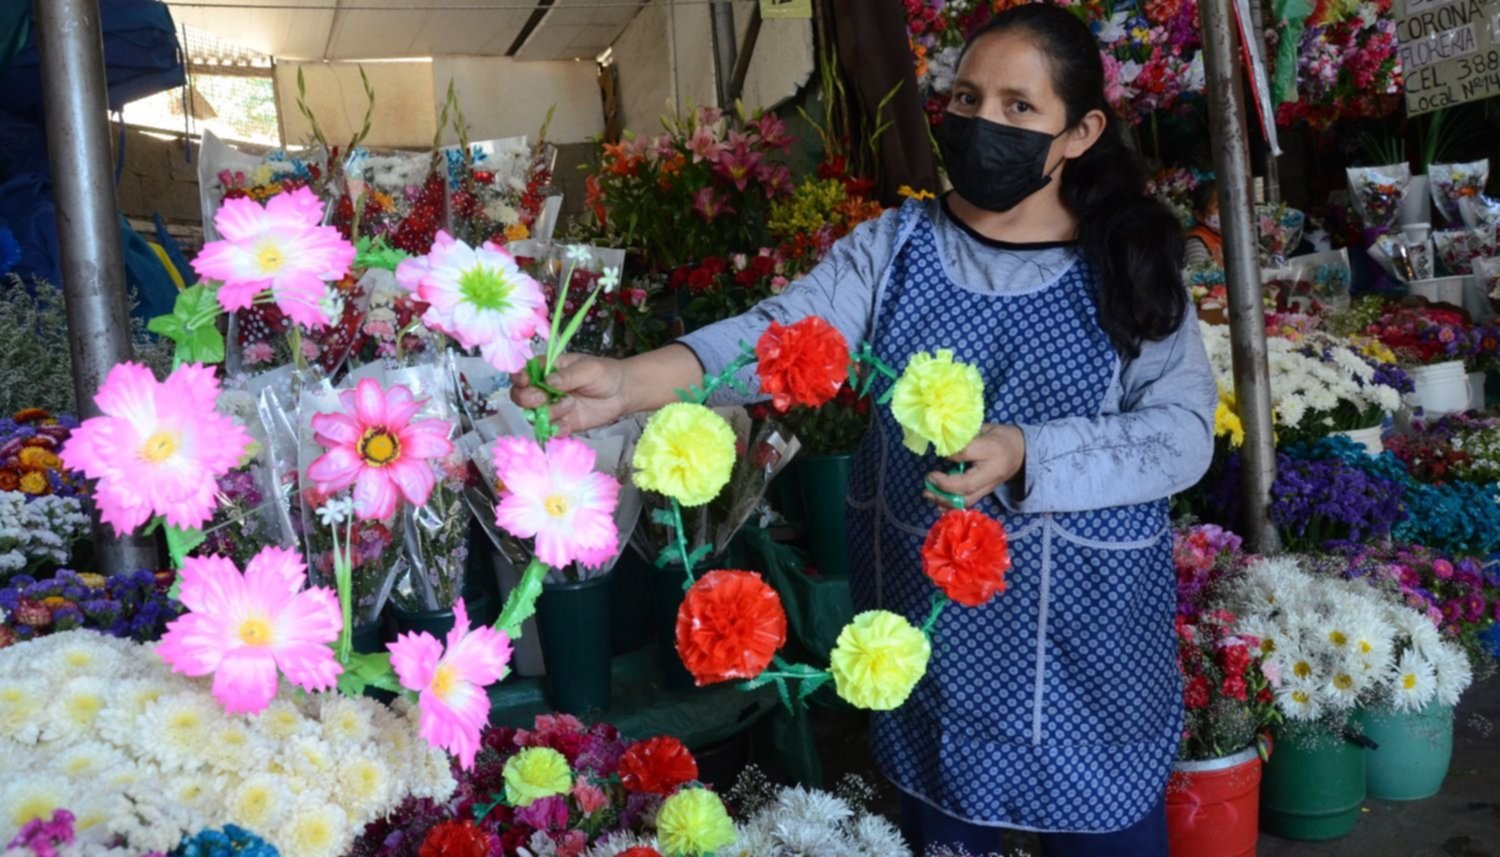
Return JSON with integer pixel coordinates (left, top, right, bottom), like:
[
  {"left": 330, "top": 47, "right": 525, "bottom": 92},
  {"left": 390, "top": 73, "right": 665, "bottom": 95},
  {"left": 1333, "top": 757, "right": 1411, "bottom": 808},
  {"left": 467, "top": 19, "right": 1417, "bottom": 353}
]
[
  {"left": 632, "top": 403, "right": 737, "bottom": 507},
  {"left": 656, "top": 788, "right": 736, "bottom": 857},
  {"left": 502, "top": 747, "right": 573, "bottom": 807},
  {"left": 829, "top": 610, "right": 932, "bottom": 711},
  {"left": 504, "top": 222, "right": 531, "bottom": 242},
  {"left": 890, "top": 349, "right": 985, "bottom": 457},
  {"left": 1214, "top": 385, "right": 1244, "bottom": 447}
]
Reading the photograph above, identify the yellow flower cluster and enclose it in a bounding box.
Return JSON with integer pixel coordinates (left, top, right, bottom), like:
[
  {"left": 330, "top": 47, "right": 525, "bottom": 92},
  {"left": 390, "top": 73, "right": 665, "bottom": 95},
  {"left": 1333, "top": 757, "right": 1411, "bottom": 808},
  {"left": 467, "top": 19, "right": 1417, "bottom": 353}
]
[
  {"left": 633, "top": 403, "right": 737, "bottom": 507},
  {"left": 768, "top": 178, "right": 850, "bottom": 240},
  {"left": 656, "top": 787, "right": 736, "bottom": 856},
  {"left": 1214, "top": 385, "right": 1244, "bottom": 447},
  {"left": 890, "top": 349, "right": 985, "bottom": 456},
  {"left": 829, "top": 610, "right": 931, "bottom": 710},
  {"left": 503, "top": 747, "right": 573, "bottom": 807}
]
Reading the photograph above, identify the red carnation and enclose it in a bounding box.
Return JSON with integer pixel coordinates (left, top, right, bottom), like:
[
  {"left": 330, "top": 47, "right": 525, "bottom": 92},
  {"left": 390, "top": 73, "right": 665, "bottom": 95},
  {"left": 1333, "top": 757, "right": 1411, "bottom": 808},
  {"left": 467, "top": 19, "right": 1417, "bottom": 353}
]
[
  {"left": 675, "top": 570, "right": 788, "bottom": 686},
  {"left": 419, "top": 820, "right": 496, "bottom": 857},
  {"left": 755, "top": 316, "right": 850, "bottom": 412},
  {"left": 618, "top": 736, "right": 699, "bottom": 796},
  {"left": 1184, "top": 674, "right": 1211, "bottom": 710},
  {"left": 618, "top": 849, "right": 663, "bottom": 857},
  {"left": 920, "top": 509, "right": 1012, "bottom": 608}
]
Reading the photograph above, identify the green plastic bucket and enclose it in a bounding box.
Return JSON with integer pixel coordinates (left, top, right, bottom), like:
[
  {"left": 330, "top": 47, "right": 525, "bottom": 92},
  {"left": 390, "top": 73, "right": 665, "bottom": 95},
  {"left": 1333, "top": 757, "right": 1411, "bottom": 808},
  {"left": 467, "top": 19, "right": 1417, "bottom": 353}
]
[
  {"left": 796, "top": 454, "right": 853, "bottom": 577},
  {"left": 392, "top": 590, "right": 493, "bottom": 638},
  {"left": 537, "top": 573, "right": 614, "bottom": 715},
  {"left": 1354, "top": 704, "right": 1453, "bottom": 801},
  {"left": 1259, "top": 719, "right": 1365, "bottom": 841}
]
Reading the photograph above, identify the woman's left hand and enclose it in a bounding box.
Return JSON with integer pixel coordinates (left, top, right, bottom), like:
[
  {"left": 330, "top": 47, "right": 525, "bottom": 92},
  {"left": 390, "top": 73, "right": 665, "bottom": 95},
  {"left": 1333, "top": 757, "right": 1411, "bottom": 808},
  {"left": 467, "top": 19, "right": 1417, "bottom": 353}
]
[{"left": 923, "top": 424, "right": 1027, "bottom": 510}]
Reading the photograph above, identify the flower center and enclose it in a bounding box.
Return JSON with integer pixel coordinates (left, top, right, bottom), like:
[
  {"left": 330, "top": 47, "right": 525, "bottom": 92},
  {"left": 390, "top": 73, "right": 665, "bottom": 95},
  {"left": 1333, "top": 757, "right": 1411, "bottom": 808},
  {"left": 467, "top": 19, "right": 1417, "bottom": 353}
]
[
  {"left": 1328, "top": 631, "right": 1347, "bottom": 647},
  {"left": 1402, "top": 673, "right": 1417, "bottom": 690},
  {"left": 458, "top": 265, "right": 515, "bottom": 311},
  {"left": 1357, "top": 640, "right": 1372, "bottom": 654},
  {"left": 1333, "top": 674, "right": 1353, "bottom": 691},
  {"left": 1293, "top": 660, "right": 1312, "bottom": 679},
  {"left": 358, "top": 429, "right": 401, "bottom": 466},
  {"left": 238, "top": 616, "right": 274, "bottom": 647},
  {"left": 1292, "top": 690, "right": 1310, "bottom": 704},
  {"left": 544, "top": 494, "right": 569, "bottom": 517},
  {"left": 141, "top": 430, "right": 179, "bottom": 463},
  {"left": 1259, "top": 638, "right": 1276, "bottom": 655},
  {"left": 432, "top": 663, "right": 457, "bottom": 700},
  {"left": 256, "top": 243, "right": 286, "bottom": 275}
]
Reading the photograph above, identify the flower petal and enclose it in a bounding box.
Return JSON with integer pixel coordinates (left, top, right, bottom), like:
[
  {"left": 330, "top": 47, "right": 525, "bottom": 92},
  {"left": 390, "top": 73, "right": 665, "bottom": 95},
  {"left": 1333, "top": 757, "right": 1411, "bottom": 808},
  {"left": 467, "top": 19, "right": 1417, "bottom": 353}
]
[
  {"left": 389, "top": 630, "right": 444, "bottom": 692},
  {"left": 353, "top": 468, "right": 399, "bottom": 520},
  {"left": 211, "top": 648, "right": 281, "bottom": 714}
]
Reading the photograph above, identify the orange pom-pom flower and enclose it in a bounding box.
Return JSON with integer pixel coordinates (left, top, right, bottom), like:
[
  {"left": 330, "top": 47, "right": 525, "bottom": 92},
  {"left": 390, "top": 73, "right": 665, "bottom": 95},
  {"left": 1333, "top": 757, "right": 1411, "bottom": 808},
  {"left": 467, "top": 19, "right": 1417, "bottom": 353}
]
[
  {"left": 618, "top": 735, "right": 699, "bottom": 795},
  {"left": 675, "top": 570, "right": 788, "bottom": 686},
  {"left": 921, "top": 509, "right": 1012, "bottom": 607},
  {"left": 755, "top": 316, "right": 850, "bottom": 412}
]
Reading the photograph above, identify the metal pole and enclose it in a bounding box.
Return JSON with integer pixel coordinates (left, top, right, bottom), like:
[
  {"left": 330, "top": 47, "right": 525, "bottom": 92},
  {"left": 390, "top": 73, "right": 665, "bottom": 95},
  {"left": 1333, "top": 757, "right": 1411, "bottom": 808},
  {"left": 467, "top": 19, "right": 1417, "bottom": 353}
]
[
  {"left": 1198, "top": 0, "right": 1281, "bottom": 553},
  {"left": 35, "top": 0, "right": 161, "bottom": 573},
  {"left": 709, "top": 0, "right": 738, "bottom": 109}
]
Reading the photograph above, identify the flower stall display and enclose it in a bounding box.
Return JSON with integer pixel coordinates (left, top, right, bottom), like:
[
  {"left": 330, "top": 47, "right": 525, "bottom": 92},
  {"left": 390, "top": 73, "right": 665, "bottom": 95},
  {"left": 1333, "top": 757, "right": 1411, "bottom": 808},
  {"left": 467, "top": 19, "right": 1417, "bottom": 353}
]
[
  {"left": 1272, "top": 0, "right": 1403, "bottom": 130},
  {"left": 1147, "top": 165, "right": 1206, "bottom": 228},
  {"left": 1428, "top": 160, "right": 1489, "bottom": 226},
  {"left": 0, "top": 630, "right": 455, "bottom": 856},
  {"left": 1345, "top": 163, "right": 1411, "bottom": 234},
  {"left": 440, "top": 103, "right": 558, "bottom": 248},
  {"left": 0, "top": 570, "right": 180, "bottom": 648}
]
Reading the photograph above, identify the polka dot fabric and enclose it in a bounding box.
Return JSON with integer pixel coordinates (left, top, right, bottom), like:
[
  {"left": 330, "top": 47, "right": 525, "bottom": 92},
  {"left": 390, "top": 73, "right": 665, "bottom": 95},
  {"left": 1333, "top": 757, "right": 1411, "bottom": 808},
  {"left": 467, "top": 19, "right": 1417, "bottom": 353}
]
[{"left": 845, "top": 203, "right": 1180, "bottom": 832}]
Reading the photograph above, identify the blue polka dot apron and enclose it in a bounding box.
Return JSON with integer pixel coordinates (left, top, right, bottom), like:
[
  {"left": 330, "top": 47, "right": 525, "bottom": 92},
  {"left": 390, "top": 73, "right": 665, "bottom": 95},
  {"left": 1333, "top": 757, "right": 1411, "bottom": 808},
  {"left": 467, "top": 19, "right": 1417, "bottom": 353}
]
[{"left": 846, "top": 202, "right": 1180, "bottom": 833}]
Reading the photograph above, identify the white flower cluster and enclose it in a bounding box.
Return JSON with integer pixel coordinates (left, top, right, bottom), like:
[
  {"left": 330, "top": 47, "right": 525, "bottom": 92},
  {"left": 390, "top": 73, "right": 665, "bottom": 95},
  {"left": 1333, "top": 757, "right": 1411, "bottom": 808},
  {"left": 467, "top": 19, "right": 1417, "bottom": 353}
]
[
  {"left": 0, "top": 630, "right": 456, "bottom": 856},
  {"left": 361, "top": 152, "right": 431, "bottom": 192},
  {"left": 575, "top": 786, "right": 909, "bottom": 857},
  {"left": 0, "top": 492, "right": 90, "bottom": 576},
  {"left": 1228, "top": 558, "right": 1473, "bottom": 723},
  {"left": 1200, "top": 323, "right": 1401, "bottom": 432}
]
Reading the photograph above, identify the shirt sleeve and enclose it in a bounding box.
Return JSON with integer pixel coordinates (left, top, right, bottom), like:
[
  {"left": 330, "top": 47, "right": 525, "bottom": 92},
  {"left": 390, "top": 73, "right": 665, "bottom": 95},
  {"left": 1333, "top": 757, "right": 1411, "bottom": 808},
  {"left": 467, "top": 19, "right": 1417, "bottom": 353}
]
[
  {"left": 997, "top": 309, "right": 1219, "bottom": 514},
  {"left": 1183, "top": 237, "right": 1210, "bottom": 269},
  {"left": 675, "top": 207, "right": 903, "bottom": 406}
]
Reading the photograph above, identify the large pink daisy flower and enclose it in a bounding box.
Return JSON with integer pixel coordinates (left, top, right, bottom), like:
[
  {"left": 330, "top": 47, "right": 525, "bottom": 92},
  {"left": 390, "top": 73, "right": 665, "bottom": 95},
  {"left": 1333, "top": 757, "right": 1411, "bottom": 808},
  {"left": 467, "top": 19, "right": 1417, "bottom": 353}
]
[
  {"left": 493, "top": 436, "right": 621, "bottom": 570},
  {"left": 192, "top": 186, "right": 355, "bottom": 329},
  {"left": 395, "top": 231, "right": 549, "bottom": 373},
  {"left": 307, "top": 379, "right": 455, "bottom": 520},
  {"left": 389, "top": 597, "right": 513, "bottom": 770},
  {"left": 156, "top": 546, "right": 343, "bottom": 714},
  {"left": 60, "top": 362, "right": 250, "bottom": 535}
]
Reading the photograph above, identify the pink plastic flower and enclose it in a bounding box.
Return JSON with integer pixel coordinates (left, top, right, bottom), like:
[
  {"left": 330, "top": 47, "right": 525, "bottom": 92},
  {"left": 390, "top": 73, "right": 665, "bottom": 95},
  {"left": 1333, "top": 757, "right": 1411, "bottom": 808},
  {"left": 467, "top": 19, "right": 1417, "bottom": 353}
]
[
  {"left": 192, "top": 186, "right": 355, "bottom": 329},
  {"left": 308, "top": 379, "right": 455, "bottom": 520},
  {"left": 156, "top": 547, "right": 343, "bottom": 714},
  {"left": 492, "top": 436, "right": 621, "bottom": 570},
  {"left": 389, "top": 598, "right": 513, "bottom": 769},
  {"left": 395, "top": 231, "right": 549, "bottom": 373},
  {"left": 60, "top": 362, "right": 250, "bottom": 535}
]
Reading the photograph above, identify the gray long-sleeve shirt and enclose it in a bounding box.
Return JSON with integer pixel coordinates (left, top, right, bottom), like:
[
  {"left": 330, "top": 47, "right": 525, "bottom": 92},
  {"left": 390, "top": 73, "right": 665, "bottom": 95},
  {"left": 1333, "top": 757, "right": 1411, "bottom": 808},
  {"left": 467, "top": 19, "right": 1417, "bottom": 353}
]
[{"left": 678, "top": 200, "right": 1218, "bottom": 514}]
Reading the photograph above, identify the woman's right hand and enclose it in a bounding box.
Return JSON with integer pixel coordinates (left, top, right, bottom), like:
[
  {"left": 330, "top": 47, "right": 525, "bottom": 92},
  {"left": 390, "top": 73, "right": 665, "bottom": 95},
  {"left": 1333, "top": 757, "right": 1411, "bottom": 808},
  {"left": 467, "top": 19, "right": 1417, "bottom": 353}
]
[{"left": 509, "top": 354, "right": 628, "bottom": 435}]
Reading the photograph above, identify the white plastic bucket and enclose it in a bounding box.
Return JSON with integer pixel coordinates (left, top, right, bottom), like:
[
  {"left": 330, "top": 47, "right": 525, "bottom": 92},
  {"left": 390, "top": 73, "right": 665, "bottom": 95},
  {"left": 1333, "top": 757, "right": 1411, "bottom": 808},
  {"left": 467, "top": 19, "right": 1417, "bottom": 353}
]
[
  {"left": 1401, "top": 175, "right": 1431, "bottom": 226},
  {"left": 1405, "top": 360, "right": 1471, "bottom": 416},
  {"left": 1408, "top": 276, "right": 1467, "bottom": 307},
  {"left": 1465, "top": 275, "right": 1494, "bottom": 323},
  {"left": 1336, "top": 425, "right": 1385, "bottom": 455},
  {"left": 1470, "top": 372, "right": 1487, "bottom": 411}
]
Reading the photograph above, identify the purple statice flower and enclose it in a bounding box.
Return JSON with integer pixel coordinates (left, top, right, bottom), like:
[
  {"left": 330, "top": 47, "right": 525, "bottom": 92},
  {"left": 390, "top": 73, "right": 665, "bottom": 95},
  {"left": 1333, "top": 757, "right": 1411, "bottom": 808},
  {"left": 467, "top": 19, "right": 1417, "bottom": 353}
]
[
  {"left": 1268, "top": 454, "right": 1407, "bottom": 550},
  {"left": 1366, "top": 358, "right": 1414, "bottom": 395}
]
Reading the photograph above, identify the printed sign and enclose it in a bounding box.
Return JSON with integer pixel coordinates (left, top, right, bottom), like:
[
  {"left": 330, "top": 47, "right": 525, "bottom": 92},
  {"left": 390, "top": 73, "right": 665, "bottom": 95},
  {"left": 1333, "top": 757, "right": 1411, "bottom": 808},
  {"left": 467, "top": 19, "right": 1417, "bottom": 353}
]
[
  {"left": 1398, "top": 0, "right": 1500, "bottom": 115},
  {"left": 760, "top": 0, "right": 813, "bottom": 19}
]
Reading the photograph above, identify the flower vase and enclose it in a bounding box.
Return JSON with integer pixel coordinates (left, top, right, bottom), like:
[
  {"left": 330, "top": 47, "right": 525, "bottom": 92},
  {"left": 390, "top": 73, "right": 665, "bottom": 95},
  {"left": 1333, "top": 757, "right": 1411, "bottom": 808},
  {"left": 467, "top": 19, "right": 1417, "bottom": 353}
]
[
  {"left": 1334, "top": 425, "right": 1384, "bottom": 455},
  {"left": 392, "top": 590, "right": 493, "bottom": 638},
  {"left": 1166, "top": 746, "right": 1262, "bottom": 857},
  {"left": 796, "top": 454, "right": 853, "bottom": 578},
  {"left": 649, "top": 558, "right": 712, "bottom": 691},
  {"left": 462, "top": 520, "right": 503, "bottom": 628},
  {"left": 537, "top": 572, "right": 614, "bottom": 715},
  {"left": 1468, "top": 371, "right": 1487, "bottom": 412},
  {"left": 609, "top": 546, "right": 652, "bottom": 656},
  {"left": 1352, "top": 704, "right": 1453, "bottom": 800},
  {"left": 1258, "top": 720, "right": 1365, "bottom": 841}
]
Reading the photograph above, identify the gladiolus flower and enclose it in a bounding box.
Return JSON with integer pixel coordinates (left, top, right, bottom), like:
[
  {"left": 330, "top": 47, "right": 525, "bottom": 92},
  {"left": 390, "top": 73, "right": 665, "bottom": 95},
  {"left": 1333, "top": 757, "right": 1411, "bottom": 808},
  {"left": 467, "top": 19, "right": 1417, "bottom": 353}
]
[
  {"left": 389, "top": 598, "right": 513, "bottom": 770},
  {"left": 502, "top": 746, "right": 573, "bottom": 806},
  {"left": 921, "top": 509, "right": 1011, "bottom": 607},
  {"left": 675, "top": 570, "right": 787, "bottom": 685},
  {"left": 830, "top": 610, "right": 931, "bottom": 710},
  {"left": 618, "top": 736, "right": 699, "bottom": 795},
  {"left": 492, "top": 436, "right": 620, "bottom": 570},
  {"left": 395, "top": 231, "right": 549, "bottom": 373},
  {"left": 156, "top": 547, "right": 343, "bottom": 714},
  {"left": 890, "top": 349, "right": 985, "bottom": 457},
  {"left": 632, "top": 403, "right": 736, "bottom": 507},
  {"left": 308, "top": 379, "right": 455, "bottom": 520},
  {"left": 192, "top": 186, "right": 355, "bottom": 328},
  {"left": 656, "top": 789, "right": 736, "bottom": 857},
  {"left": 61, "top": 362, "right": 251, "bottom": 534},
  {"left": 755, "top": 317, "right": 850, "bottom": 412}
]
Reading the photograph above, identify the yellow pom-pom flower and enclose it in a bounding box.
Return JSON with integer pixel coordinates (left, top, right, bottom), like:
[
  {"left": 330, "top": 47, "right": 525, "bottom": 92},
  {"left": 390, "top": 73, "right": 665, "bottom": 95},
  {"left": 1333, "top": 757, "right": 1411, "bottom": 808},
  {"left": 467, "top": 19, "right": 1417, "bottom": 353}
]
[
  {"left": 890, "top": 349, "right": 984, "bottom": 457},
  {"left": 503, "top": 746, "right": 573, "bottom": 807},
  {"left": 1214, "top": 385, "right": 1244, "bottom": 447},
  {"left": 632, "top": 402, "right": 737, "bottom": 507},
  {"left": 830, "top": 610, "right": 932, "bottom": 710},
  {"left": 656, "top": 787, "right": 736, "bottom": 856}
]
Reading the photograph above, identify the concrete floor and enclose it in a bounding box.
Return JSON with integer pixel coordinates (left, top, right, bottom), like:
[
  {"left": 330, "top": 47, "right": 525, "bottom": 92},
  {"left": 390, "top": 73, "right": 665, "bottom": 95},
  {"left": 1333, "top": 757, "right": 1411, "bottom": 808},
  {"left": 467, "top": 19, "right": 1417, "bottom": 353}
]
[{"left": 813, "top": 675, "right": 1500, "bottom": 856}]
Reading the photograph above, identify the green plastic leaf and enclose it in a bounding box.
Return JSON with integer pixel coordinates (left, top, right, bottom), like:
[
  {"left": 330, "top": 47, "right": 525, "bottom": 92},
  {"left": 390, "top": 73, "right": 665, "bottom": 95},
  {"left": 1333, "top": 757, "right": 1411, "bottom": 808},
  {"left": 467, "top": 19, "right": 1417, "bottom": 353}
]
[
  {"left": 798, "top": 672, "right": 832, "bottom": 699},
  {"left": 686, "top": 543, "right": 714, "bottom": 568},
  {"left": 496, "top": 559, "right": 548, "bottom": 639},
  {"left": 149, "top": 284, "right": 225, "bottom": 365},
  {"left": 164, "top": 524, "right": 205, "bottom": 569},
  {"left": 651, "top": 509, "right": 677, "bottom": 528},
  {"left": 354, "top": 235, "right": 410, "bottom": 271}
]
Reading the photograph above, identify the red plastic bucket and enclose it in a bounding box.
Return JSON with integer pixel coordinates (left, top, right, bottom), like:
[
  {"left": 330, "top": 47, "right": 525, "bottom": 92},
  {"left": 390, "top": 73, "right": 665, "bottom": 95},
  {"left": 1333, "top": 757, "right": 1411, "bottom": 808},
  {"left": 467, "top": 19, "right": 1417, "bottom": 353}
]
[{"left": 1166, "top": 746, "right": 1263, "bottom": 857}]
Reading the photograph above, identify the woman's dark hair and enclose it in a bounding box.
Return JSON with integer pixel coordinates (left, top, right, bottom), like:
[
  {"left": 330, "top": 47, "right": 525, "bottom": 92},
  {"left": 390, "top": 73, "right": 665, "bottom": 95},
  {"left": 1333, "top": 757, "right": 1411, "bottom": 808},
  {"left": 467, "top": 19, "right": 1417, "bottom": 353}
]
[{"left": 963, "top": 5, "right": 1186, "bottom": 358}]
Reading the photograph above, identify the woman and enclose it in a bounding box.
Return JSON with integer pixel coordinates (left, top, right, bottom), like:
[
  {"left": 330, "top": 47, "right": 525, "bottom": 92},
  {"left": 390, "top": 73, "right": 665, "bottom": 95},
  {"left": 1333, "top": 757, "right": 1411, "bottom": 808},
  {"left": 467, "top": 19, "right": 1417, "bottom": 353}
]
[
  {"left": 514, "top": 5, "right": 1216, "bottom": 854},
  {"left": 1185, "top": 179, "right": 1225, "bottom": 267}
]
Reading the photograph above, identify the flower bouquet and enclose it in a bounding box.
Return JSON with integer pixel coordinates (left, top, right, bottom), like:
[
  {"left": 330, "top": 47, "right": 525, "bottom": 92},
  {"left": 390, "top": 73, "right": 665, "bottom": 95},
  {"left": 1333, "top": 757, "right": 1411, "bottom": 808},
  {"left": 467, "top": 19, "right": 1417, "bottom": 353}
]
[
  {"left": 1148, "top": 166, "right": 1205, "bottom": 228},
  {"left": 1428, "top": 159, "right": 1489, "bottom": 225},
  {"left": 1175, "top": 606, "right": 1278, "bottom": 761},
  {"left": 1366, "top": 303, "right": 1478, "bottom": 368},
  {"left": 1346, "top": 164, "right": 1411, "bottom": 232},
  {"left": 1256, "top": 203, "right": 1306, "bottom": 267},
  {"left": 1432, "top": 227, "right": 1496, "bottom": 276},
  {"left": 0, "top": 569, "right": 179, "bottom": 647},
  {"left": 1457, "top": 194, "right": 1500, "bottom": 236},
  {"left": 509, "top": 242, "right": 626, "bottom": 357},
  {"left": 0, "top": 493, "right": 89, "bottom": 580}
]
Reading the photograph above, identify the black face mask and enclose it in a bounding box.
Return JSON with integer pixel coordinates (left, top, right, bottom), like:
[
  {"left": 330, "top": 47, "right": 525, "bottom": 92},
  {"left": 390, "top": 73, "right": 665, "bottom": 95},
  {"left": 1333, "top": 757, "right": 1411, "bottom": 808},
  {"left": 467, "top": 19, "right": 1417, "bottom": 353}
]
[{"left": 939, "top": 113, "right": 1066, "bottom": 213}]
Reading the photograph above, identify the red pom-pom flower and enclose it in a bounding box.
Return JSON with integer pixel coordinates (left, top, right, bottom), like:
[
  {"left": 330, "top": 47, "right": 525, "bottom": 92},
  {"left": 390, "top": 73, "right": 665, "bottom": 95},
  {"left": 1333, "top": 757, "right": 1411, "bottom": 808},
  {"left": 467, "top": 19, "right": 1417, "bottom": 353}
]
[
  {"left": 755, "top": 316, "right": 850, "bottom": 412},
  {"left": 675, "top": 570, "right": 788, "bottom": 685},
  {"left": 617, "top": 849, "right": 664, "bottom": 857},
  {"left": 419, "top": 819, "right": 496, "bottom": 857},
  {"left": 618, "top": 736, "right": 700, "bottom": 795},
  {"left": 921, "top": 509, "right": 1012, "bottom": 607}
]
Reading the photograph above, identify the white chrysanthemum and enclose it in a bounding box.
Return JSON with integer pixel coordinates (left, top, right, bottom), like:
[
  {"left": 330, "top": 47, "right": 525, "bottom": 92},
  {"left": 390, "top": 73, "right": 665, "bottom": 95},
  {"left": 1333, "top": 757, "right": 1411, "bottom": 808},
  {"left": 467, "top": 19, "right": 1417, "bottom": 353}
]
[
  {"left": 1276, "top": 677, "right": 1326, "bottom": 721},
  {"left": 67, "top": 791, "right": 131, "bottom": 839},
  {"left": 1346, "top": 606, "right": 1396, "bottom": 672},
  {"left": 318, "top": 695, "right": 375, "bottom": 746},
  {"left": 336, "top": 755, "right": 395, "bottom": 817},
  {"left": 1407, "top": 620, "right": 1444, "bottom": 660},
  {"left": 1389, "top": 650, "right": 1438, "bottom": 712},
  {"left": 1234, "top": 613, "right": 1286, "bottom": 659},
  {"left": 1272, "top": 644, "right": 1321, "bottom": 687},
  {"left": 771, "top": 816, "right": 841, "bottom": 855},
  {"left": 776, "top": 785, "right": 853, "bottom": 825},
  {"left": 55, "top": 741, "right": 128, "bottom": 783},
  {"left": 407, "top": 743, "right": 459, "bottom": 801},
  {"left": 49, "top": 676, "right": 112, "bottom": 741},
  {"left": 1430, "top": 641, "right": 1474, "bottom": 707},
  {"left": 253, "top": 698, "right": 312, "bottom": 742},
  {"left": 1323, "top": 660, "right": 1371, "bottom": 710},
  {"left": 102, "top": 760, "right": 157, "bottom": 793},
  {"left": 726, "top": 821, "right": 781, "bottom": 856},
  {"left": 1, "top": 772, "right": 70, "bottom": 832},
  {"left": 30, "top": 633, "right": 127, "bottom": 682},
  {"left": 0, "top": 676, "right": 47, "bottom": 743},
  {"left": 95, "top": 678, "right": 174, "bottom": 746},
  {"left": 160, "top": 769, "right": 225, "bottom": 816},
  {"left": 141, "top": 691, "right": 221, "bottom": 771},
  {"left": 202, "top": 719, "right": 269, "bottom": 773},
  {"left": 851, "top": 814, "right": 907, "bottom": 857},
  {"left": 277, "top": 801, "right": 350, "bottom": 857},
  {"left": 282, "top": 734, "right": 338, "bottom": 782},
  {"left": 226, "top": 773, "right": 293, "bottom": 832}
]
